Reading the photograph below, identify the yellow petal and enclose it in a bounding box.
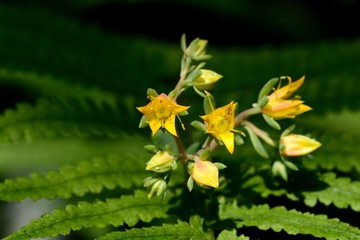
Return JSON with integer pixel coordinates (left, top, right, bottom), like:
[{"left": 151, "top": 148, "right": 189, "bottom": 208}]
[
  {"left": 219, "top": 131, "right": 235, "bottom": 154},
  {"left": 282, "top": 76, "right": 305, "bottom": 99},
  {"left": 148, "top": 118, "right": 162, "bottom": 136},
  {"left": 262, "top": 100, "right": 311, "bottom": 120},
  {"left": 269, "top": 76, "right": 305, "bottom": 100},
  {"left": 171, "top": 102, "right": 190, "bottom": 114},
  {"left": 136, "top": 103, "right": 153, "bottom": 116},
  {"left": 164, "top": 114, "right": 178, "bottom": 137}
]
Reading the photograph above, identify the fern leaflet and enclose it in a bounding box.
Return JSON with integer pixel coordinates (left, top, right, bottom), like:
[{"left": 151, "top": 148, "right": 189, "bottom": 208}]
[
  {"left": 0, "top": 134, "right": 149, "bottom": 172},
  {"left": 0, "top": 97, "right": 134, "bottom": 144},
  {"left": 96, "top": 215, "right": 214, "bottom": 240},
  {"left": 302, "top": 172, "right": 360, "bottom": 211},
  {"left": 0, "top": 153, "right": 148, "bottom": 201},
  {"left": 0, "top": 68, "right": 117, "bottom": 107},
  {"left": 242, "top": 168, "right": 360, "bottom": 212},
  {"left": 219, "top": 199, "right": 360, "bottom": 240},
  {"left": 216, "top": 229, "right": 250, "bottom": 240},
  {"left": 3, "top": 190, "right": 169, "bottom": 240}
]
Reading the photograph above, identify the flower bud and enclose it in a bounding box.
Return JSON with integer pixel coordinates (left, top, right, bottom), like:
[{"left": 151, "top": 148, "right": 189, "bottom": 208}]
[
  {"left": 280, "top": 134, "right": 321, "bottom": 157},
  {"left": 146, "top": 151, "right": 175, "bottom": 173},
  {"left": 193, "top": 69, "right": 223, "bottom": 91},
  {"left": 189, "top": 160, "right": 219, "bottom": 189},
  {"left": 144, "top": 177, "right": 167, "bottom": 199},
  {"left": 272, "top": 161, "right": 288, "bottom": 181},
  {"left": 187, "top": 38, "right": 208, "bottom": 57}
]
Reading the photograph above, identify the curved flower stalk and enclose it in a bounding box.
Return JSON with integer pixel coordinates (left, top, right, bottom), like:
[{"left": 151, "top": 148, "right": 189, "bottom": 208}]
[{"left": 137, "top": 93, "right": 190, "bottom": 137}]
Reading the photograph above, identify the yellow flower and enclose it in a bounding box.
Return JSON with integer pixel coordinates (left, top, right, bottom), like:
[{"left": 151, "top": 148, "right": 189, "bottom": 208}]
[
  {"left": 200, "top": 101, "right": 241, "bottom": 154},
  {"left": 280, "top": 134, "right": 321, "bottom": 157},
  {"left": 190, "top": 160, "right": 219, "bottom": 188},
  {"left": 137, "top": 93, "right": 190, "bottom": 136},
  {"left": 262, "top": 76, "right": 312, "bottom": 119}
]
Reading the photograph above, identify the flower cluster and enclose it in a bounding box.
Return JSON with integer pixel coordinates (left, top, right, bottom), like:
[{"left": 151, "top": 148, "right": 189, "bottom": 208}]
[{"left": 137, "top": 34, "right": 321, "bottom": 198}]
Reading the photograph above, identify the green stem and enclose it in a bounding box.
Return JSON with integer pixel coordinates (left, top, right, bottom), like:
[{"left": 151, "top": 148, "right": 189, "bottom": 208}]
[
  {"left": 235, "top": 106, "right": 261, "bottom": 125},
  {"left": 242, "top": 120, "right": 276, "bottom": 146},
  {"left": 174, "top": 55, "right": 192, "bottom": 100},
  {"left": 174, "top": 135, "right": 188, "bottom": 165}
]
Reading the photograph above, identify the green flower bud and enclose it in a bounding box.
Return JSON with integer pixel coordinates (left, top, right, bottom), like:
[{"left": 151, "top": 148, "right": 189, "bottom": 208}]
[
  {"left": 144, "top": 177, "right": 167, "bottom": 199},
  {"left": 193, "top": 69, "right": 223, "bottom": 91},
  {"left": 187, "top": 38, "right": 208, "bottom": 57},
  {"left": 146, "top": 151, "right": 175, "bottom": 173}
]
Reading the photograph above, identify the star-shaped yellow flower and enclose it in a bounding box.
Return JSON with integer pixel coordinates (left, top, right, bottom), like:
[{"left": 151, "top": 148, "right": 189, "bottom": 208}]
[
  {"left": 200, "top": 101, "right": 241, "bottom": 154},
  {"left": 137, "top": 93, "right": 190, "bottom": 137},
  {"left": 262, "top": 76, "right": 312, "bottom": 120}
]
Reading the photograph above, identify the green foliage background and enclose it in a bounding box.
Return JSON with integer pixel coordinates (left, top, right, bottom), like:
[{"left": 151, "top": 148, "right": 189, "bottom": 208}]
[{"left": 0, "top": 1, "right": 359, "bottom": 239}]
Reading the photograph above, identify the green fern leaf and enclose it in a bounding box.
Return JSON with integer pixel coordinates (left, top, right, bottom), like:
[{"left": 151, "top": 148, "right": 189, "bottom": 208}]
[
  {"left": 0, "top": 69, "right": 118, "bottom": 106},
  {"left": 0, "top": 153, "right": 148, "bottom": 201},
  {"left": 0, "top": 97, "right": 135, "bottom": 144},
  {"left": 302, "top": 172, "right": 360, "bottom": 211},
  {"left": 216, "top": 229, "right": 250, "bottom": 240},
  {"left": 242, "top": 168, "right": 360, "bottom": 212},
  {"left": 96, "top": 215, "right": 214, "bottom": 240},
  {"left": 219, "top": 200, "right": 360, "bottom": 240},
  {"left": 0, "top": 134, "right": 149, "bottom": 172},
  {"left": 3, "top": 190, "right": 169, "bottom": 240}
]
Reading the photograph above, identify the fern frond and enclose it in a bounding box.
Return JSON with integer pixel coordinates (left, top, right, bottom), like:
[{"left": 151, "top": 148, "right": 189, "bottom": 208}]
[
  {"left": 219, "top": 200, "right": 360, "bottom": 240},
  {"left": 0, "top": 97, "right": 135, "bottom": 144},
  {"left": 302, "top": 172, "right": 360, "bottom": 211},
  {"left": 0, "top": 153, "right": 148, "bottom": 201},
  {"left": 3, "top": 190, "right": 169, "bottom": 240},
  {"left": 216, "top": 229, "right": 250, "bottom": 240},
  {"left": 241, "top": 168, "right": 360, "bottom": 212},
  {"left": 0, "top": 68, "right": 117, "bottom": 107},
  {"left": 0, "top": 134, "right": 149, "bottom": 173},
  {"left": 96, "top": 215, "right": 213, "bottom": 240}
]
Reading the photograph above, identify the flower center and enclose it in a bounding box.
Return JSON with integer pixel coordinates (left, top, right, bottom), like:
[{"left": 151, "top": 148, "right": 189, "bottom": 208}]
[
  {"left": 154, "top": 99, "right": 173, "bottom": 119},
  {"left": 210, "top": 115, "right": 230, "bottom": 133}
]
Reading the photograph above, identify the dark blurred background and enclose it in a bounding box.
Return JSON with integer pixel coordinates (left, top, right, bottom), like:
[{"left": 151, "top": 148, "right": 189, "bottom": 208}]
[{"left": 3, "top": 0, "right": 360, "bottom": 48}]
